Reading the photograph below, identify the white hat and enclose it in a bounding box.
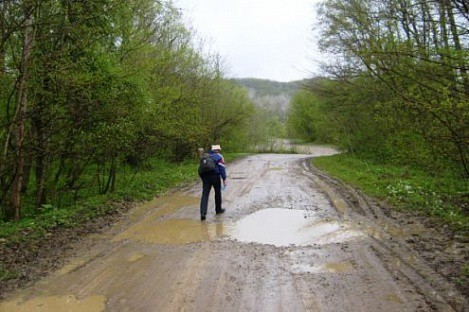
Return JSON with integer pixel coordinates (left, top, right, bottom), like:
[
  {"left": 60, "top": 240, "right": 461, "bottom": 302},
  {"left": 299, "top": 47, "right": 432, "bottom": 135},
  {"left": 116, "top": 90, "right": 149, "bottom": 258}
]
[{"left": 211, "top": 145, "right": 221, "bottom": 151}]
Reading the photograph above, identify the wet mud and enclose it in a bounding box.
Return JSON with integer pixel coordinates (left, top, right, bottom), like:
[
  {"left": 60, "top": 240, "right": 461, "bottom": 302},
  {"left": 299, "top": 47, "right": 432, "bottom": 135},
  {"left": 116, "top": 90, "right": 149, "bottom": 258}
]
[
  {"left": 0, "top": 295, "right": 105, "bottom": 312},
  {"left": 1, "top": 145, "right": 467, "bottom": 311}
]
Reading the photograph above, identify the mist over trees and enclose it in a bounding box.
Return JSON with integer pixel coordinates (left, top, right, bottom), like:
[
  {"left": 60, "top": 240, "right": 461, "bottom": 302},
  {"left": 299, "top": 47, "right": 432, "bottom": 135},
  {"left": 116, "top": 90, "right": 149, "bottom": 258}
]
[
  {"left": 289, "top": 0, "right": 468, "bottom": 178},
  {"left": 0, "top": 0, "right": 255, "bottom": 221},
  {"left": 232, "top": 78, "right": 300, "bottom": 149},
  {"left": 233, "top": 78, "right": 299, "bottom": 116}
]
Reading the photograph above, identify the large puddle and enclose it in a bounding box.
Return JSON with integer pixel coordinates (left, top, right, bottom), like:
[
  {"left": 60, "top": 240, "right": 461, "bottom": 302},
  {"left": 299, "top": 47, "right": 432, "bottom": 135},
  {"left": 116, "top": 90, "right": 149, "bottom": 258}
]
[
  {"left": 114, "top": 219, "right": 225, "bottom": 244},
  {"left": 113, "top": 194, "right": 219, "bottom": 244},
  {"left": 228, "top": 208, "right": 363, "bottom": 247}
]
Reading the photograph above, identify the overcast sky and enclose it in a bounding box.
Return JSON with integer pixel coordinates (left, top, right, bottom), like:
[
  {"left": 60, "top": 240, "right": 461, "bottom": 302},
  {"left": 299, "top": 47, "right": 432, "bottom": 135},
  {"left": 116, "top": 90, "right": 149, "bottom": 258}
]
[{"left": 174, "top": 0, "right": 322, "bottom": 82}]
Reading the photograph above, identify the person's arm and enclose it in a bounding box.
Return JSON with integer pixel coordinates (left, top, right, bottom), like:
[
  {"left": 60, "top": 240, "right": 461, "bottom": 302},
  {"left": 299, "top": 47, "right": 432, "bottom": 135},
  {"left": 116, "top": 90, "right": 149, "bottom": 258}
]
[
  {"left": 218, "top": 162, "right": 227, "bottom": 183},
  {"left": 218, "top": 155, "right": 227, "bottom": 184}
]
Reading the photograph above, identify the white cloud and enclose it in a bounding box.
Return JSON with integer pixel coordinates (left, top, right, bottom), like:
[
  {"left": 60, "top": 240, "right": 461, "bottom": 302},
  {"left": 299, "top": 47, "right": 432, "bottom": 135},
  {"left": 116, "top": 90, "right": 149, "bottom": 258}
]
[{"left": 174, "top": 0, "right": 323, "bottom": 82}]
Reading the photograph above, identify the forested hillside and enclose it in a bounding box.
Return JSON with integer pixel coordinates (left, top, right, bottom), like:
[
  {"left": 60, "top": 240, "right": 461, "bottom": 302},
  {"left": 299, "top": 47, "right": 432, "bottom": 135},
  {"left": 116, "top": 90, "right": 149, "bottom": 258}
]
[
  {"left": 233, "top": 78, "right": 300, "bottom": 114},
  {"left": 233, "top": 78, "right": 300, "bottom": 97},
  {"left": 0, "top": 1, "right": 259, "bottom": 222},
  {"left": 231, "top": 78, "right": 301, "bottom": 147}
]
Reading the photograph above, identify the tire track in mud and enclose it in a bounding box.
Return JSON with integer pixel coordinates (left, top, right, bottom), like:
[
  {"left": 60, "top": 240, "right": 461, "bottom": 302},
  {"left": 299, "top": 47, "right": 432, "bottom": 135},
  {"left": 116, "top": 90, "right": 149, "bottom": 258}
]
[{"left": 305, "top": 159, "right": 468, "bottom": 311}]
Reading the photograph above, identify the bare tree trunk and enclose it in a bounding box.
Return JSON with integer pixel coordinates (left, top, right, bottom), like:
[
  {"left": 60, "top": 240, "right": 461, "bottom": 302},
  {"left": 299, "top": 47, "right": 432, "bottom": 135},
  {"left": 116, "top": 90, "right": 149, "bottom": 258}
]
[
  {"left": 32, "top": 100, "right": 47, "bottom": 210},
  {"left": 35, "top": 151, "right": 47, "bottom": 210},
  {"left": 0, "top": 0, "right": 7, "bottom": 74},
  {"left": 422, "top": 0, "right": 440, "bottom": 50},
  {"left": 21, "top": 156, "right": 31, "bottom": 193},
  {"left": 9, "top": 8, "right": 34, "bottom": 221},
  {"left": 438, "top": 0, "right": 450, "bottom": 49},
  {"left": 446, "top": 0, "right": 469, "bottom": 95},
  {"left": 398, "top": 0, "right": 413, "bottom": 41},
  {"left": 103, "top": 158, "right": 116, "bottom": 194}
]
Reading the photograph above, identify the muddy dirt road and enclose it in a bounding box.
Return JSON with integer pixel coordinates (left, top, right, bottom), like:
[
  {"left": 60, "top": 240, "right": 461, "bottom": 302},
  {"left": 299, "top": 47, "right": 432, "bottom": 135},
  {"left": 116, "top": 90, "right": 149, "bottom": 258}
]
[{"left": 0, "top": 148, "right": 467, "bottom": 311}]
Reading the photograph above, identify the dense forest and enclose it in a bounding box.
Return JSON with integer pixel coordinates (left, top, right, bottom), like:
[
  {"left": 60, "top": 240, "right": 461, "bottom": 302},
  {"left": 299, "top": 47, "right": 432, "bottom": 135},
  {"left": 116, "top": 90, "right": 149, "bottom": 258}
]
[
  {"left": 288, "top": 0, "right": 468, "bottom": 180},
  {"left": 0, "top": 0, "right": 264, "bottom": 222}
]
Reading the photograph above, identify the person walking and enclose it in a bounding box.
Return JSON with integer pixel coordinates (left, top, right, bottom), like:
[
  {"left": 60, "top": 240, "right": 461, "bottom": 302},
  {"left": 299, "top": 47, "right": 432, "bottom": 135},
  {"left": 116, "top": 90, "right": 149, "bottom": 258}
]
[{"left": 199, "top": 145, "right": 227, "bottom": 221}]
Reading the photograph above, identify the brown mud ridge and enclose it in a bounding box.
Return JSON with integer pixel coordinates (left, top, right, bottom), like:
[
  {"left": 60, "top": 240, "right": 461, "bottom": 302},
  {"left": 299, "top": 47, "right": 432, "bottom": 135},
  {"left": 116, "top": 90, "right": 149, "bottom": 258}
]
[{"left": 0, "top": 148, "right": 467, "bottom": 311}]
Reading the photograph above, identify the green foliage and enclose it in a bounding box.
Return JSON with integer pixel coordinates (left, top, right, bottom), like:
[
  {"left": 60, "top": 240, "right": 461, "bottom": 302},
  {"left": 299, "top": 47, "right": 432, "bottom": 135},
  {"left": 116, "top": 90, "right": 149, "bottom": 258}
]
[
  {"left": 0, "top": 158, "right": 194, "bottom": 242},
  {"left": 230, "top": 78, "right": 306, "bottom": 151},
  {"left": 306, "top": 72, "right": 466, "bottom": 173},
  {"left": 200, "top": 78, "right": 255, "bottom": 152},
  {"left": 287, "top": 89, "right": 334, "bottom": 142},
  {"left": 0, "top": 0, "right": 256, "bottom": 221},
  {"left": 312, "top": 154, "right": 468, "bottom": 232},
  {"left": 462, "top": 263, "right": 469, "bottom": 277},
  {"left": 112, "top": 158, "right": 199, "bottom": 201},
  {"left": 0, "top": 264, "right": 19, "bottom": 281},
  {"left": 314, "top": 0, "right": 469, "bottom": 177}
]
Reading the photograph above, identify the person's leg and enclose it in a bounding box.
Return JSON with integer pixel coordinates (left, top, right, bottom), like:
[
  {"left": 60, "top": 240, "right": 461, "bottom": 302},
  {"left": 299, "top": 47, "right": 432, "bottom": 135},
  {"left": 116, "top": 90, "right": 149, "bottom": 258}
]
[
  {"left": 200, "top": 177, "right": 211, "bottom": 219},
  {"left": 212, "top": 174, "right": 222, "bottom": 213}
]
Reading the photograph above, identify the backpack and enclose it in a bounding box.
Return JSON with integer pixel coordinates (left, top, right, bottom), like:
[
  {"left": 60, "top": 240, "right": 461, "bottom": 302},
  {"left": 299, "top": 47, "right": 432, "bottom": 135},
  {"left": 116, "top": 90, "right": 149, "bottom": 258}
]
[{"left": 198, "top": 153, "right": 217, "bottom": 175}]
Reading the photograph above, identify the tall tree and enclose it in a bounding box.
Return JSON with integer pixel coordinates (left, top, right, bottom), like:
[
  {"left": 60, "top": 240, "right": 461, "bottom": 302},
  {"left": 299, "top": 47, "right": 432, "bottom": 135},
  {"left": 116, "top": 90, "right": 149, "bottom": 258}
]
[
  {"left": 0, "top": 0, "right": 256, "bottom": 221},
  {"left": 315, "top": 0, "right": 469, "bottom": 175}
]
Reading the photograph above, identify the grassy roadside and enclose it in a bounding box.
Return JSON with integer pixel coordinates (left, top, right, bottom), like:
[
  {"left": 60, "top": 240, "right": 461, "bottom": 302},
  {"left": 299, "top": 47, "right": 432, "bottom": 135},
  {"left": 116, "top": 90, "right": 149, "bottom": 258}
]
[
  {"left": 0, "top": 153, "right": 246, "bottom": 244},
  {"left": 311, "top": 154, "right": 468, "bottom": 234}
]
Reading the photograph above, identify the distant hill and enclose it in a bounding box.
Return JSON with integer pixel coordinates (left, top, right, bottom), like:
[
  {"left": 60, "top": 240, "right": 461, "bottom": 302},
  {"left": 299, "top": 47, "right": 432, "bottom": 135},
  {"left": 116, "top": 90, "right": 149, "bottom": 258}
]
[
  {"left": 231, "top": 78, "right": 305, "bottom": 118},
  {"left": 231, "top": 78, "right": 301, "bottom": 97}
]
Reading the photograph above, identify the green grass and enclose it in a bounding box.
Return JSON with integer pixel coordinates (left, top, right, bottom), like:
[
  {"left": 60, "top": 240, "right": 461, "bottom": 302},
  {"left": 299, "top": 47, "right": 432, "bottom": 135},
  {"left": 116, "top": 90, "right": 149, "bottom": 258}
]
[
  {"left": 0, "top": 263, "right": 19, "bottom": 281},
  {"left": 111, "top": 158, "right": 199, "bottom": 201},
  {"left": 1, "top": 159, "right": 197, "bottom": 238},
  {"left": 223, "top": 152, "right": 250, "bottom": 162},
  {"left": 312, "top": 154, "right": 468, "bottom": 233},
  {"left": 0, "top": 158, "right": 191, "bottom": 241},
  {"left": 0, "top": 153, "right": 247, "bottom": 244}
]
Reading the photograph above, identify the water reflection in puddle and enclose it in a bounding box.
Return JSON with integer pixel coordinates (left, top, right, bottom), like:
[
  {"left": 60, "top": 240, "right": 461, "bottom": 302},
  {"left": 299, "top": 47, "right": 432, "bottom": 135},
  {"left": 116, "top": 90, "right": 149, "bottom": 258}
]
[
  {"left": 113, "top": 194, "right": 222, "bottom": 245},
  {"left": 115, "top": 219, "right": 225, "bottom": 244},
  {"left": 324, "top": 261, "right": 354, "bottom": 273},
  {"left": 228, "top": 208, "right": 363, "bottom": 247},
  {"left": 128, "top": 253, "right": 145, "bottom": 262}
]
